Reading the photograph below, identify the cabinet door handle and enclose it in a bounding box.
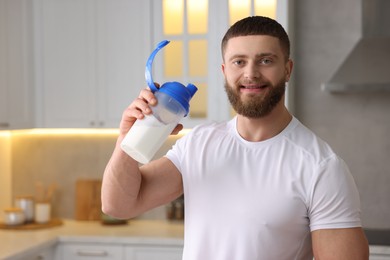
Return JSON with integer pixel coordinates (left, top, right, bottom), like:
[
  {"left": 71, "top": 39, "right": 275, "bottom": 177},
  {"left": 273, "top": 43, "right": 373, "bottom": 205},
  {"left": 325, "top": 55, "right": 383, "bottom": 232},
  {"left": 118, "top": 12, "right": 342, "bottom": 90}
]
[
  {"left": 0, "top": 122, "right": 10, "bottom": 127},
  {"left": 76, "top": 250, "right": 109, "bottom": 257}
]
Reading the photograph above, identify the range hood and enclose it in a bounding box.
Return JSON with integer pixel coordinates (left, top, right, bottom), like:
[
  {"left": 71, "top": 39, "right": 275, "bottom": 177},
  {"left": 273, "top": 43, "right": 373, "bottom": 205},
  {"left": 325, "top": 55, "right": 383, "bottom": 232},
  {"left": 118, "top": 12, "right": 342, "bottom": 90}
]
[{"left": 321, "top": 0, "right": 390, "bottom": 93}]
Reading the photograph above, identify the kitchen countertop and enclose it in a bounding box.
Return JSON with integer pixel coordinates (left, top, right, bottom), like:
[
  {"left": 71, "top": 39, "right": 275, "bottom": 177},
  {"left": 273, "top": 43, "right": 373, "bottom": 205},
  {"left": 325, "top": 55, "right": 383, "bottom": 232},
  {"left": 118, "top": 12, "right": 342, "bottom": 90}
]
[
  {"left": 2, "top": 220, "right": 389, "bottom": 259},
  {"left": 0, "top": 219, "right": 184, "bottom": 259}
]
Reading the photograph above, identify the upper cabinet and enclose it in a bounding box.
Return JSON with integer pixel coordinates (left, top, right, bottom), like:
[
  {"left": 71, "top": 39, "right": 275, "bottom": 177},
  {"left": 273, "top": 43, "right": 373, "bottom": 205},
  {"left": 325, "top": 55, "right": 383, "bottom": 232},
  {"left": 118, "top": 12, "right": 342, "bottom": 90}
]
[
  {"left": 0, "top": 0, "right": 35, "bottom": 129},
  {"left": 1, "top": 0, "right": 290, "bottom": 129},
  {"left": 33, "top": 0, "right": 151, "bottom": 127}
]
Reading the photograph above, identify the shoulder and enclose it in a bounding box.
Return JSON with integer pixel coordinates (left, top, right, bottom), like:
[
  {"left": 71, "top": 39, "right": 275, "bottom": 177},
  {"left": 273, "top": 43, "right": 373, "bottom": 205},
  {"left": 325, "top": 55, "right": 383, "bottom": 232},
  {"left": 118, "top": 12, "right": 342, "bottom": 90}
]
[
  {"left": 166, "top": 120, "right": 232, "bottom": 171},
  {"left": 284, "top": 118, "right": 337, "bottom": 165}
]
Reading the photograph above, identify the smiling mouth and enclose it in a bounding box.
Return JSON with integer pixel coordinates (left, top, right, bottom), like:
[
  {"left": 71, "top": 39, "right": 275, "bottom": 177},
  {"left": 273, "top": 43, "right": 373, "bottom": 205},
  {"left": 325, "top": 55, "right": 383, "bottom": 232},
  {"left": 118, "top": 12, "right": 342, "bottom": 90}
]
[{"left": 240, "top": 84, "right": 268, "bottom": 90}]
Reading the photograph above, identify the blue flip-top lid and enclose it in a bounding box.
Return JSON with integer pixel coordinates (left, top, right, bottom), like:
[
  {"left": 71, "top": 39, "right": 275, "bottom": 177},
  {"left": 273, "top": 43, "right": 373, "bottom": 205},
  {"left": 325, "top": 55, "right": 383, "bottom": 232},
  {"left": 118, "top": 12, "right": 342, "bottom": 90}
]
[{"left": 145, "top": 40, "right": 197, "bottom": 116}]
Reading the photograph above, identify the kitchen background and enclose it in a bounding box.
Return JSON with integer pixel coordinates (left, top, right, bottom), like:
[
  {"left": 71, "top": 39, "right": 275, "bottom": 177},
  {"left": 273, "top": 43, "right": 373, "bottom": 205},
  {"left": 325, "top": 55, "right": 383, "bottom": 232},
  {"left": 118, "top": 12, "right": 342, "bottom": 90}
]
[{"left": 0, "top": 0, "right": 389, "bottom": 230}]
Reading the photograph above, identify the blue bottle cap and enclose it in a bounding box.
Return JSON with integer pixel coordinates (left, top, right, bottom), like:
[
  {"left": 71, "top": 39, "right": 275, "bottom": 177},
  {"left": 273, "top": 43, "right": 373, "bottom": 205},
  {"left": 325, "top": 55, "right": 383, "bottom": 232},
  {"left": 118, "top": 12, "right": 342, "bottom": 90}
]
[
  {"left": 145, "top": 40, "right": 198, "bottom": 116},
  {"left": 159, "top": 82, "right": 198, "bottom": 116}
]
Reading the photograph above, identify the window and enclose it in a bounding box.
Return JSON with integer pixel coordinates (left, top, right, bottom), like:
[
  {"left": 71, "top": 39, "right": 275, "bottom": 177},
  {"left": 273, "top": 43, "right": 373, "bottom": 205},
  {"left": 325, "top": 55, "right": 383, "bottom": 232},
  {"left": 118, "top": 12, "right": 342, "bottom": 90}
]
[
  {"left": 162, "top": 0, "right": 208, "bottom": 119},
  {"left": 153, "top": 0, "right": 288, "bottom": 126}
]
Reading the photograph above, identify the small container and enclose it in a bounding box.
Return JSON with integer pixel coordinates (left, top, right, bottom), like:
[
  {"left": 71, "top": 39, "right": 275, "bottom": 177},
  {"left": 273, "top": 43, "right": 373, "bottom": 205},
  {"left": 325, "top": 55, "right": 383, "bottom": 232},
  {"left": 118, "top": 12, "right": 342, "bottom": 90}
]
[
  {"left": 14, "top": 196, "right": 35, "bottom": 223},
  {"left": 35, "top": 202, "right": 51, "bottom": 224},
  {"left": 3, "top": 207, "right": 25, "bottom": 226}
]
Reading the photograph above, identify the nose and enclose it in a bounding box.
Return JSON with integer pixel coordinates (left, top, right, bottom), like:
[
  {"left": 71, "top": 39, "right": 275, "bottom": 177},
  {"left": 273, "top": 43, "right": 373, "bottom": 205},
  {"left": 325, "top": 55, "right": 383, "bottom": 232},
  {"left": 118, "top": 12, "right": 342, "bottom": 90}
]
[{"left": 244, "top": 61, "right": 260, "bottom": 80}]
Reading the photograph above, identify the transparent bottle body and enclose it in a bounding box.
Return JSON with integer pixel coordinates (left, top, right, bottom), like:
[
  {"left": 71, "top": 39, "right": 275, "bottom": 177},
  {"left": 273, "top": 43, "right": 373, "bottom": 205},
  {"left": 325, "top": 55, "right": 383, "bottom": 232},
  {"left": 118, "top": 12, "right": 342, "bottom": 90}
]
[{"left": 121, "top": 92, "right": 186, "bottom": 164}]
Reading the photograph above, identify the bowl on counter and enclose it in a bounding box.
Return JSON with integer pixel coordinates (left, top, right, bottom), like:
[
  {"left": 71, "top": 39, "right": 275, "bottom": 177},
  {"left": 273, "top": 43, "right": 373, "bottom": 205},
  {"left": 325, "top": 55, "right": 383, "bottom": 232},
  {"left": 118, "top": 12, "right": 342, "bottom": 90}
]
[{"left": 101, "top": 213, "right": 128, "bottom": 225}]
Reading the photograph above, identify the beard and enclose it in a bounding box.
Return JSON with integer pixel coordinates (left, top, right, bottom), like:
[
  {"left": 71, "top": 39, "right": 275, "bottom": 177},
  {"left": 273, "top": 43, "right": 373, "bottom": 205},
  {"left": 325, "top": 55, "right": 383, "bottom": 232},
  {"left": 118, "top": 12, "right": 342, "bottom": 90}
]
[{"left": 224, "top": 78, "right": 286, "bottom": 118}]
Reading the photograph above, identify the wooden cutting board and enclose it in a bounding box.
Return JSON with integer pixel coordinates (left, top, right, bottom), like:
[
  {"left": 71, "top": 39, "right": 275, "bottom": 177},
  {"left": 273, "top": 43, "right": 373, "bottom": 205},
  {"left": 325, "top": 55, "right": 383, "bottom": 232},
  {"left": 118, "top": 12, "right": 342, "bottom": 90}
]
[{"left": 74, "top": 179, "right": 102, "bottom": 221}]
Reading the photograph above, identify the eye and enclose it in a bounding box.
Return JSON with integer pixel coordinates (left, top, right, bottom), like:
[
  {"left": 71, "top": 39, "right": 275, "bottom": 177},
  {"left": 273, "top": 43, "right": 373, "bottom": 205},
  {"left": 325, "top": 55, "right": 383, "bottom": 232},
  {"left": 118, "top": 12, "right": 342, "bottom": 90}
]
[
  {"left": 260, "top": 58, "right": 273, "bottom": 65},
  {"left": 233, "top": 60, "right": 245, "bottom": 66}
]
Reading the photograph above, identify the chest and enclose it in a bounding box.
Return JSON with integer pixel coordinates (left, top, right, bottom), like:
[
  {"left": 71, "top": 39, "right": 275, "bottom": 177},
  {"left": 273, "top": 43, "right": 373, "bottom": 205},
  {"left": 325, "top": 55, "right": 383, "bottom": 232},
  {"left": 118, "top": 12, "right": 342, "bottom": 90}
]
[{"left": 181, "top": 136, "right": 313, "bottom": 228}]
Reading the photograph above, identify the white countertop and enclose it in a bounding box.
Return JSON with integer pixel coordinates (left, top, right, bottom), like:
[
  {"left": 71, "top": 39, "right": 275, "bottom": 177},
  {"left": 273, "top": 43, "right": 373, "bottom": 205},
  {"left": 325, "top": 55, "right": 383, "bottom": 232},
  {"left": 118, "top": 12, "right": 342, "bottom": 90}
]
[{"left": 0, "top": 219, "right": 184, "bottom": 259}]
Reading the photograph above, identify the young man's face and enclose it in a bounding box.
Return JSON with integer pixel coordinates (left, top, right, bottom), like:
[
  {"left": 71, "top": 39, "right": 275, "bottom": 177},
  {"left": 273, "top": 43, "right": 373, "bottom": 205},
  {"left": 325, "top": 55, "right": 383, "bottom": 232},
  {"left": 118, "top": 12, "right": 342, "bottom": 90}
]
[{"left": 222, "top": 35, "right": 293, "bottom": 118}]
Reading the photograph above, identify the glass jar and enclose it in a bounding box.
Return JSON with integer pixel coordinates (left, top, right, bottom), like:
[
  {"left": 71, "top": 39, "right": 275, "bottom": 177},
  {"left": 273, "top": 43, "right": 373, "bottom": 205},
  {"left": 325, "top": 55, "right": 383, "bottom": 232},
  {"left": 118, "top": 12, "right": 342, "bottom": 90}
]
[{"left": 4, "top": 207, "right": 25, "bottom": 225}]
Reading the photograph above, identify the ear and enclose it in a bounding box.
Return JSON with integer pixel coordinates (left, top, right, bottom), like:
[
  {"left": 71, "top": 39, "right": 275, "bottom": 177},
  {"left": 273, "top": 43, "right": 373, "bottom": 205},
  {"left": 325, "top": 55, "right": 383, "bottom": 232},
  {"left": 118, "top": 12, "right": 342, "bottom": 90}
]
[
  {"left": 221, "top": 63, "right": 226, "bottom": 75},
  {"left": 285, "top": 59, "right": 293, "bottom": 82}
]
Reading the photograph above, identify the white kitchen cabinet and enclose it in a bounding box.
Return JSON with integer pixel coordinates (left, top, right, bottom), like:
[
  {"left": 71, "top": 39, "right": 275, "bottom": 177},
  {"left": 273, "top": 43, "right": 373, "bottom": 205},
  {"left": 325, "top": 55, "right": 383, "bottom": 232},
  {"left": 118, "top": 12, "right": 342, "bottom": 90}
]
[
  {"left": 35, "top": 247, "right": 57, "bottom": 260},
  {"left": 34, "top": 0, "right": 151, "bottom": 128},
  {"left": 371, "top": 256, "right": 390, "bottom": 260},
  {"left": 0, "top": 0, "right": 35, "bottom": 129},
  {"left": 11, "top": 245, "right": 56, "bottom": 260},
  {"left": 58, "top": 243, "right": 124, "bottom": 260},
  {"left": 1, "top": 0, "right": 290, "bottom": 129},
  {"left": 125, "top": 245, "right": 183, "bottom": 260},
  {"left": 57, "top": 242, "right": 183, "bottom": 260},
  {"left": 25, "top": 247, "right": 56, "bottom": 260},
  {"left": 370, "top": 246, "right": 390, "bottom": 260}
]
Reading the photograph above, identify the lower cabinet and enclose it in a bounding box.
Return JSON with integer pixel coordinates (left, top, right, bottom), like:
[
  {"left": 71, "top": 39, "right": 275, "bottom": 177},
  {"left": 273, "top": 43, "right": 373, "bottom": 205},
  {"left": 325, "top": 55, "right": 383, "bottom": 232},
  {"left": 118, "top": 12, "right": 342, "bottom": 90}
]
[
  {"left": 125, "top": 246, "right": 183, "bottom": 260},
  {"left": 31, "top": 247, "right": 56, "bottom": 260},
  {"left": 370, "top": 246, "right": 390, "bottom": 260},
  {"left": 57, "top": 242, "right": 183, "bottom": 260},
  {"left": 58, "top": 243, "right": 123, "bottom": 260},
  {"left": 14, "top": 246, "right": 56, "bottom": 260}
]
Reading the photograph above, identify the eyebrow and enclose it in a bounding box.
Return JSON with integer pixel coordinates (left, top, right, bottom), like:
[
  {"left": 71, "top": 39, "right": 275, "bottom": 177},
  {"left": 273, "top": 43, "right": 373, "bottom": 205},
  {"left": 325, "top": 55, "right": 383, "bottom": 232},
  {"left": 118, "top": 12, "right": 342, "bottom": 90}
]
[{"left": 228, "top": 52, "right": 278, "bottom": 62}]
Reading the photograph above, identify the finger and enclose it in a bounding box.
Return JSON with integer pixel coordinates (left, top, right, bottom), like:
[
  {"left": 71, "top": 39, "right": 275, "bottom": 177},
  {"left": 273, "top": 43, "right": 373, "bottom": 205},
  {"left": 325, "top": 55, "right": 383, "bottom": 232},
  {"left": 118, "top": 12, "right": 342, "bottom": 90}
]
[
  {"left": 131, "top": 97, "right": 153, "bottom": 115},
  {"left": 122, "top": 105, "right": 144, "bottom": 121},
  {"left": 139, "top": 88, "right": 157, "bottom": 106},
  {"left": 118, "top": 108, "right": 139, "bottom": 136}
]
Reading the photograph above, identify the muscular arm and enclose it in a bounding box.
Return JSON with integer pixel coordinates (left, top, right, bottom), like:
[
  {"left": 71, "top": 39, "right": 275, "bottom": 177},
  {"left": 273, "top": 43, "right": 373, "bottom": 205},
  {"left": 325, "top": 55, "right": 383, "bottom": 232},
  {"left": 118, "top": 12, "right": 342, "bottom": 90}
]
[
  {"left": 312, "top": 227, "right": 369, "bottom": 260},
  {"left": 102, "top": 146, "right": 183, "bottom": 219},
  {"left": 101, "top": 88, "right": 183, "bottom": 219}
]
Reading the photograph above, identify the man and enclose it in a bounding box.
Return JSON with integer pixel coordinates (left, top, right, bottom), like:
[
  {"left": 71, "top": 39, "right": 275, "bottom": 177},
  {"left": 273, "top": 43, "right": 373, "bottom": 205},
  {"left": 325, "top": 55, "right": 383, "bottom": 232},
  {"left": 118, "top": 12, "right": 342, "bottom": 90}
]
[{"left": 102, "top": 16, "right": 369, "bottom": 259}]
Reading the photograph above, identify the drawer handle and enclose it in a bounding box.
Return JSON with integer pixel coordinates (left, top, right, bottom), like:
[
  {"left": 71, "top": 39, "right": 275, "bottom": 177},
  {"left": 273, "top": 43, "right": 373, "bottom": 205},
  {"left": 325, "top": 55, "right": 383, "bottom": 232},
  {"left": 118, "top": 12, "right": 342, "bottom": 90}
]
[
  {"left": 0, "top": 122, "right": 10, "bottom": 127},
  {"left": 76, "top": 250, "right": 108, "bottom": 257}
]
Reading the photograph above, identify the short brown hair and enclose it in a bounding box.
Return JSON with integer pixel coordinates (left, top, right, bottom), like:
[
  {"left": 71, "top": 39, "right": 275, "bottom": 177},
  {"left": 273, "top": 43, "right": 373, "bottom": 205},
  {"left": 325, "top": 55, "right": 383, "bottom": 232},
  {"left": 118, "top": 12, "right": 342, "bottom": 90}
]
[{"left": 221, "top": 16, "right": 290, "bottom": 61}]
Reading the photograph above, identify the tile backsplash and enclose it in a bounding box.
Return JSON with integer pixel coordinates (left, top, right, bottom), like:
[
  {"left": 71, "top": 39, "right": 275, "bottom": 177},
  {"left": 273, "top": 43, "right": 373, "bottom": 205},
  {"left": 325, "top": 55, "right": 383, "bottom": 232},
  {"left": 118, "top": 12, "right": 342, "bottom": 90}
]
[{"left": 0, "top": 129, "right": 182, "bottom": 221}]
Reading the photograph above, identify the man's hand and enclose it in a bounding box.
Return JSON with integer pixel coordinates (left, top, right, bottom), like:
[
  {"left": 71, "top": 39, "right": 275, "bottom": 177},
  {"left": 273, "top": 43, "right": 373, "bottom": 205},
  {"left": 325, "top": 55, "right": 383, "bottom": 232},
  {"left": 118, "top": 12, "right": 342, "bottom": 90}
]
[{"left": 119, "top": 86, "right": 183, "bottom": 138}]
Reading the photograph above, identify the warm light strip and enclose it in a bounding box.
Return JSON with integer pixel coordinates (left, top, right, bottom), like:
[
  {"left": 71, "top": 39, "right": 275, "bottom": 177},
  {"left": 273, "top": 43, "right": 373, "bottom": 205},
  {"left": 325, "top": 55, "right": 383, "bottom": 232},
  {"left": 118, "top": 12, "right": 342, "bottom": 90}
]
[
  {"left": 0, "top": 128, "right": 192, "bottom": 136},
  {"left": 0, "top": 131, "right": 11, "bottom": 137},
  {"left": 176, "top": 128, "right": 192, "bottom": 136},
  {"left": 9, "top": 128, "right": 120, "bottom": 136}
]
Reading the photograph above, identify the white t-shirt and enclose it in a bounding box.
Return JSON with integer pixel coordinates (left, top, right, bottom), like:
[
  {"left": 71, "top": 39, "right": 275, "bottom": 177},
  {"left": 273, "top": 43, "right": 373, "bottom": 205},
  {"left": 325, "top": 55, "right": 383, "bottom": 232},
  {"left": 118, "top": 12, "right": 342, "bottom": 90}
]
[{"left": 166, "top": 117, "right": 362, "bottom": 260}]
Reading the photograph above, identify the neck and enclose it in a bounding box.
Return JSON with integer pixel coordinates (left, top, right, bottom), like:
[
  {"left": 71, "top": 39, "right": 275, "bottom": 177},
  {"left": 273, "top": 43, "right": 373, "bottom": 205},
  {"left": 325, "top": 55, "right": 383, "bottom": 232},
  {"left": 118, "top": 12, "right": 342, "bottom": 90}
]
[{"left": 236, "top": 101, "right": 292, "bottom": 142}]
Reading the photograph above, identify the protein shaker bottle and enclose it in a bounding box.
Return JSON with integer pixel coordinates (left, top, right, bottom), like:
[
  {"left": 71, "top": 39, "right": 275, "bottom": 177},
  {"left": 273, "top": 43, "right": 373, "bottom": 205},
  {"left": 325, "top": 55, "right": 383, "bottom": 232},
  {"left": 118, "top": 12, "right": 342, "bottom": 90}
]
[{"left": 121, "top": 40, "right": 198, "bottom": 164}]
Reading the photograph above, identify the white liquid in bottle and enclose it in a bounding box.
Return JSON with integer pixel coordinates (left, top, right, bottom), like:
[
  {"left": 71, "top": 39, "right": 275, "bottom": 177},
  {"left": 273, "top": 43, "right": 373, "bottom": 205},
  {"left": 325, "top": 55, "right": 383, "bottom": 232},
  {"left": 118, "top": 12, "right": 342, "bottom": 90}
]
[{"left": 121, "top": 114, "right": 176, "bottom": 164}]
